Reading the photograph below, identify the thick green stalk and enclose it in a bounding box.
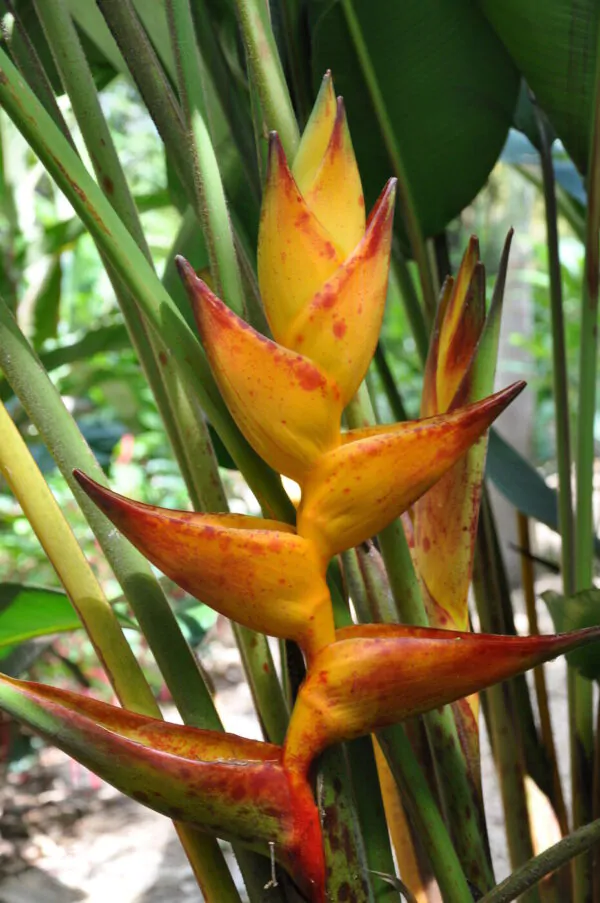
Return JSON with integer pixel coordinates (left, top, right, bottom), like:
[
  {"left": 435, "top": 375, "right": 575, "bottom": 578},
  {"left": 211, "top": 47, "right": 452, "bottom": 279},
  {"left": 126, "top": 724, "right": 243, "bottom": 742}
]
[
  {"left": 0, "top": 47, "right": 293, "bottom": 521},
  {"left": 572, "top": 24, "right": 600, "bottom": 903},
  {"left": 167, "top": 0, "right": 246, "bottom": 315},
  {"left": 0, "top": 400, "right": 155, "bottom": 715},
  {"left": 373, "top": 343, "right": 408, "bottom": 421},
  {"left": 233, "top": 0, "right": 300, "bottom": 159},
  {"left": 0, "top": 298, "right": 218, "bottom": 731},
  {"left": 391, "top": 247, "right": 430, "bottom": 364},
  {"left": 379, "top": 725, "right": 472, "bottom": 903},
  {"left": 534, "top": 105, "right": 575, "bottom": 597},
  {"left": 0, "top": 297, "right": 279, "bottom": 903},
  {"left": 31, "top": 0, "right": 210, "bottom": 513},
  {"left": 345, "top": 387, "right": 495, "bottom": 893},
  {"left": 474, "top": 501, "right": 540, "bottom": 903},
  {"left": 340, "top": 0, "right": 437, "bottom": 323},
  {"left": 479, "top": 819, "right": 600, "bottom": 903},
  {"left": 0, "top": 418, "right": 243, "bottom": 903}
]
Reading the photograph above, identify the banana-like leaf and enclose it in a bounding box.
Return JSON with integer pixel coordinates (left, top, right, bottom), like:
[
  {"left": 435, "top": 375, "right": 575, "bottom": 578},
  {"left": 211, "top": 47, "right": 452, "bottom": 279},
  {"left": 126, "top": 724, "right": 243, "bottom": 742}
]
[
  {"left": 0, "top": 674, "right": 325, "bottom": 900},
  {"left": 480, "top": 0, "right": 598, "bottom": 174},
  {"left": 297, "top": 383, "right": 524, "bottom": 557},
  {"left": 74, "top": 471, "right": 335, "bottom": 659},
  {"left": 283, "top": 623, "right": 600, "bottom": 777},
  {"left": 543, "top": 589, "right": 600, "bottom": 680}
]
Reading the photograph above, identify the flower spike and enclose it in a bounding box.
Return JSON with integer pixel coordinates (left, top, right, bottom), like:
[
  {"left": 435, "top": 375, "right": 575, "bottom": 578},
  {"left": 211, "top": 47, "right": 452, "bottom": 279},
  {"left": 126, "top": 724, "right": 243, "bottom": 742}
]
[
  {"left": 74, "top": 471, "right": 335, "bottom": 658},
  {"left": 297, "top": 383, "right": 524, "bottom": 557},
  {"left": 292, "top": 71, "right": 337, "bottom": 193},
  {"left": 294, "top": 96, "right": 366, "bottom": 260},
  {"left": 177, "top": 257, "right": 343, "bottom": 482},
  {"left": 281, "top": 179, "right": 397, "bottom": 405},
  {"left": 283, "top": 624, "right": 600, "bottom": 778},
  {"left": 0, "top": 675, "right": 325, "bottom": 901},
  {"left": 258, "top": 134, "right": 345, "bottom": 342}
]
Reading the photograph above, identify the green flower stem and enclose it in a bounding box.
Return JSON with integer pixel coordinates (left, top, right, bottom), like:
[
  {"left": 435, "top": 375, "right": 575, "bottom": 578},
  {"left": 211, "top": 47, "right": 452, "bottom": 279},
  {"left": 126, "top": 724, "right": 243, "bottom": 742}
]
[
  {"left": 0, "top": 47, "right": 293, "bottom": 521},
  {"left": 0, "top": 400, "right": 156, "bottom": 715},
  {"left": 0, "top": 356, "right": 242, "bottom": 903},
  {"left": 167, "top": 0, "right": 246, "bottom": 316},
  {"left": 0, "top": 297, "right": 218, "bottom": 730},
  {"left": 233, "top": 0, "right": 300, "bottom": 159},
  {"left": 534, "top": 106, "right": 575, "bottom": 598},
  {"left": 479, "top": 819, "right": 600, "bottom": 903},
  {"left": 345, "top": 386, "right": 495, "bottom": 892},
  {"left": 318, "top": 746, "right": 374, "bottom": 903},
  {"left": 96, "top": 0, "right": 192, "bottom": 195},
  {"left": 572, "top": 24, "right": 600, "bottom": 903},
  {"left": 33, "top": 0, "right": 236, "bottom": 519},
  {"left": 373, "top": 342, "right": 408, "bottom": 421},
  {"left": 340, "top": 0, "right": 437, "bottom": 323},
  {"left": 474, "top": 501, "right": 540, "bottom": 903},
  {"left": 517, "top": 513, "right": 568, "bottom": 837},
  {"left": 391, "top": 247, "right": 430, "bottom": 364},
  {"left": 379, "top": 725, "right": 472, "bottom": 903},
  {"left": 349, "top": 736, "right": 401, "bottom": 902},
  {"left": 0, "top": 297, "right": 279, "bottom": 903}
]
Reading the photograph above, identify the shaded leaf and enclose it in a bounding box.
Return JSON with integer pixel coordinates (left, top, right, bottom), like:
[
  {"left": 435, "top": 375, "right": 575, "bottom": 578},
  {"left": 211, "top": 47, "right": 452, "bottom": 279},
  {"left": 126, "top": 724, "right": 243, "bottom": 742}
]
[
  {"left": 543, "top": 589, "right": 600, "bottom": 680},
  {"left": 309, "top": 0, "right": 520, "bottom": 239}
]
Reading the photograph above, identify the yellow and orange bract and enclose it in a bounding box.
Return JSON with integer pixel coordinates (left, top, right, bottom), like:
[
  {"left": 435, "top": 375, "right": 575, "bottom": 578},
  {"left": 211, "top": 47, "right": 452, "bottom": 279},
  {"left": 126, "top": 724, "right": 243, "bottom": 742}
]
[
  {"left": 1, "top": 75, "right": 586, "bottom": 903},
  {"left": 283, "top": 624, "right": 600, "bottom": 779},
  {"left": 414, "top": 233, "right": 513, "bottom": 632},
  {"left": 73, "top": 470, "right": 336, "bottom": 661},
  {"left": 0, "top": 674, "right": 325, "bottom": 902}
]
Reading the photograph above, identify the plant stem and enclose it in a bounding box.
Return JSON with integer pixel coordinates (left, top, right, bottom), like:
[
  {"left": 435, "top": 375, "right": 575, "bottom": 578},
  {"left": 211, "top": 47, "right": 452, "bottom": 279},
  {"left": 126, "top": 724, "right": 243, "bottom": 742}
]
[
  {"left": 572, "top": 22, "right": 600, "bottom": 902},
  {"left": 0, "top": 47, "right": 292, "bottom": 520},
  {"left": 345, "top": 386, "right": 495, "bottom": 892},
  {"left": 391, "top": 246, "right": 430, "bottom": 364},
  {"left": 379, "top": 725, "right": 472, "bottom": 903},
  {"left": 0, "top": 401, "right": 155, "bottom": 715},
  {"left": 534, "top": 101, "right": 575, "bottom": 598},
  {"left": 0, "top": 297, "right": 218, "bottom": 731},
  {"left": 474, "top": 501, "right": 540, "bottom": 903},
  {"left": 340, "top": 0, "right": 437, "bottom": 322},
  {"left": 233, "top": 0, "right": 300, "bottom": 159},
  {"left": 167, "top": 0, "right": 246, "bottom": 315},
  {"left": 517, "top": 512, "right": 568, "bottom": 836},
  {"left": 479, "top": 819, "right": 600, "bottom": 903}
]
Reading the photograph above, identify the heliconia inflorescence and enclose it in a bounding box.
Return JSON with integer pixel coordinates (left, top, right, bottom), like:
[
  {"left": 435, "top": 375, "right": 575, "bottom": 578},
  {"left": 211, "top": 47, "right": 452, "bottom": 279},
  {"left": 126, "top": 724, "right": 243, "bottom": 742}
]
[{"left": 2, "top": 73, "right": 599, "bottom": 903}]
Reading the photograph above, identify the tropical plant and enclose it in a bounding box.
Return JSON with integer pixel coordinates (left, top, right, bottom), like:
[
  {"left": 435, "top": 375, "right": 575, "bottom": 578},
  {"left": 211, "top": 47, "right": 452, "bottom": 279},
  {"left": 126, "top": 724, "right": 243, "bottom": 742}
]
[{"left": 1, "top": 3, "right": 600, "bottom": 903}]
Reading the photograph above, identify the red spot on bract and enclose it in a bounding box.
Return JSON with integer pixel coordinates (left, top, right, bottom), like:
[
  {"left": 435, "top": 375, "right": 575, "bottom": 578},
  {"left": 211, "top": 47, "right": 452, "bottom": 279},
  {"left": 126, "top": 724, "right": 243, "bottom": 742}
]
[
  {"left": 322, "top": 242, "right": 336, "bottom": 259},
  {"left": 263, "top": 662, "right": 270, "bottom": 673},
  {"left": 423, "top": 536, "right": 431, "bottom": 552},
  {"left": 158, "top": 350, "right": 168, "bottom": 365},
  {"left": 333, "top": 320, "right": 347, "bottom": 339},
  {"left": 293, "top": 357, "right": 326, "bottom": 391},
  {"left": 358, "top": 194, "right": 365, "bottom": 208}
]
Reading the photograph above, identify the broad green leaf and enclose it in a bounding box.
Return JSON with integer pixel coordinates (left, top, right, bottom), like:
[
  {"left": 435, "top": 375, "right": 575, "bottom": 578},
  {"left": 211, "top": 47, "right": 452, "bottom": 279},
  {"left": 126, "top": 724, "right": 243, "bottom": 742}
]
[
  {"left": 543, "top": 589, "right": 600, "bottom": 680},
  {"left": 308, "top": 0, "right": 520, "bottom": 238},
  {"left": 479, "top": 0, "right": 599, "bottom": 174},
  {"left": 0, "top": 584, "right": 80, "bottom": 648},
  {"left": 485, "top": 430, "right": 600, "bottom": 555}
]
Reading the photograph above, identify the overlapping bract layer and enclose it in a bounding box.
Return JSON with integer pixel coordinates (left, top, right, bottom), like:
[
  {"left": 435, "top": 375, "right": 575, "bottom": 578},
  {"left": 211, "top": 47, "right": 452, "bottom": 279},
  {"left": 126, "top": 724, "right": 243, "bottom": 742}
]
[
  {"left": 414, "top": 233, "right": 513, "bottom": 631},
  {"left": 73, "top": 470, "right": 335, "bottom": 660},
  {"left": 0, "top": 77, "right": 582, "bottom": 903},
  {"left": 0, "top": 675, "right": 324, "bottom": 901},
  {"left": 283, "top": 624, "right": 600, "bottom": 778}
]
